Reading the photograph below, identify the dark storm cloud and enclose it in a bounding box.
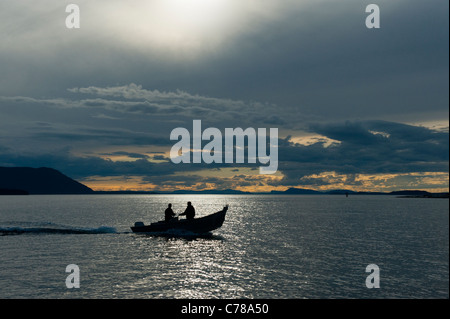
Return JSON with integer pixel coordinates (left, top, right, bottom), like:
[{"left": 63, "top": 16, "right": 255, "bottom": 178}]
[
  {"left": 0, "top": 84, "right": 290, "bottom": 153},
  {"left": 178, "top": 0, "right": 449, "bottom": 123},
  {"left": 0, "top": 148, "right": 166, "bottom": 179},
  {"left": 100, "top": 151, "right": 150, "bottom": 159},
  {"left": 67, "top": 84, "right": 281, "bottom": 125},
  {"left": 1, "top": 119, "right": 447, "bottom": 190},
  {"left": 32, "top": 127, "right": 170, "bottom": 147},
  {"left": 278, "top": 120, "right": 449, "bottom": 185}
]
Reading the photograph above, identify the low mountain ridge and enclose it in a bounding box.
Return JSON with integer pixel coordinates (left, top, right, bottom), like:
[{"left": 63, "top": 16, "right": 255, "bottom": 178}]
[{"left": 0, "top": 167, "right": 94, "bottom": 195}]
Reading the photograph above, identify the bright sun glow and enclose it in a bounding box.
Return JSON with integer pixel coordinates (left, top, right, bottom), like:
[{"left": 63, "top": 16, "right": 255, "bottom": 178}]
[
  {"left": 101, "top": 0, "right": 234, "bottom": 54},
  {"left": 161, "top": 0, "right": 228, "bottom": 26},
  {"left": 92, "top": 0, "right": 298, "bottom": 56},
  {"left": 153, "top": 0, "right": 231, "bottom": 50}
]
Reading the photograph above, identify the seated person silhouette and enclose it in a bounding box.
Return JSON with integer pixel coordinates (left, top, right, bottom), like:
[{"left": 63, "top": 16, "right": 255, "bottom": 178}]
[
  {"left": 164, "top": 203, "right": 176, "bottom": 222},
  {"left": 179, "top": 201, "right": 195, "bottom": 220}
]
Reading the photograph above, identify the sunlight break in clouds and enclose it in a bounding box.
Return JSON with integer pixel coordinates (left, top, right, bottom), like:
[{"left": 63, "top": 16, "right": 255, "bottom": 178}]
[{"left": 86, "top": 0, "right": 302, "bottom": 56}]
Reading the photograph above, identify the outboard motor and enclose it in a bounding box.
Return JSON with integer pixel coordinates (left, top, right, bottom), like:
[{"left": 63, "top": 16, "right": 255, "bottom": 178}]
[{"left": 134, "top": 221, "right": 145, "bottom": 227}]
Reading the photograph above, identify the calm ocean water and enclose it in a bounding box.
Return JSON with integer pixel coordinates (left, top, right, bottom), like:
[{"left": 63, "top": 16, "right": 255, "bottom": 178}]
[{"left": 0, "top": 194, "right": 448, "bottom": 299}]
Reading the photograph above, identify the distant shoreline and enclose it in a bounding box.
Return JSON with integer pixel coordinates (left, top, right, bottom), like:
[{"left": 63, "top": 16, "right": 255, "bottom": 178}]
[
  {"left": 1, "top": 167, "right": 448, "bottom": 197},
  {"left": 92, "top": 189, "right": 450, "bottom": 198},
  {"left": 396, "top": 194, "right": 449, "bottom": 199},
  {"left": 3, "top": 189, "right": 448, "bottom": 198}
]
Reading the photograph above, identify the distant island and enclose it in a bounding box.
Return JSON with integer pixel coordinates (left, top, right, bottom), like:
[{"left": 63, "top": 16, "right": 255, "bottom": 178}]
[
  {"left": 0, "top": 167, "right": 94, "bottom": 195},
  {"left": 81, "top": 188, "right": 449, "bottom": 197},
  {"left": 0, "top": 167, "right": 448, "bottom": 198},
  {"left": 271, "top": 188, "right": 449, "bottom": 197}
]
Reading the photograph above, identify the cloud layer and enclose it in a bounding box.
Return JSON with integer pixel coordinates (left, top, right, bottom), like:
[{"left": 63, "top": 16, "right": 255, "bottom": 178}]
[{"left": 1, "top": 85, "right": 448, "bottom": 192}]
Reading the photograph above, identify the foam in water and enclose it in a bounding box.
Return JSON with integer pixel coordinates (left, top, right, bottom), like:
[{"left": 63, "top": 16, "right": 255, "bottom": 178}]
[{"left": 0, "top": 223, "right": 117, "bottom": 235}]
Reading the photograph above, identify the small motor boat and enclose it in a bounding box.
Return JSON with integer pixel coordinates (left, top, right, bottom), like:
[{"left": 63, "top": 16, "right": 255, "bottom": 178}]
[{"left": 131, "top": 205, "right": 228, "bottom": 234}]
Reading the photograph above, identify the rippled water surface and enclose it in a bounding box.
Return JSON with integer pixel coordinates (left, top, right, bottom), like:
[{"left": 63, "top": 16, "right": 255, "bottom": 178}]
[{"left": 0, "top": 194, "right": 448, "bottom": 298}]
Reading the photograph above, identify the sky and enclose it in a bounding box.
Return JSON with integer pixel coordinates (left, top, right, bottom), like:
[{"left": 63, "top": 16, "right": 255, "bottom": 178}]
[{"left": 0, "top": 0, "right": 448, "bottom": 192}]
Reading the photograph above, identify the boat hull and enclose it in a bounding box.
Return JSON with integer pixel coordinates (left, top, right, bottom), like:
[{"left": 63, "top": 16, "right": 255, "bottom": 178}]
[{"left": 131, "top": 206, "right": 228, "bottom": 234}]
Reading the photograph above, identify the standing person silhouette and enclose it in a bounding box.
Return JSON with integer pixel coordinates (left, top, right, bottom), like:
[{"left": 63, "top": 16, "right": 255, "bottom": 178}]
[{"left": 179, "top": 201, "right": 195, "bottom": 220}]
